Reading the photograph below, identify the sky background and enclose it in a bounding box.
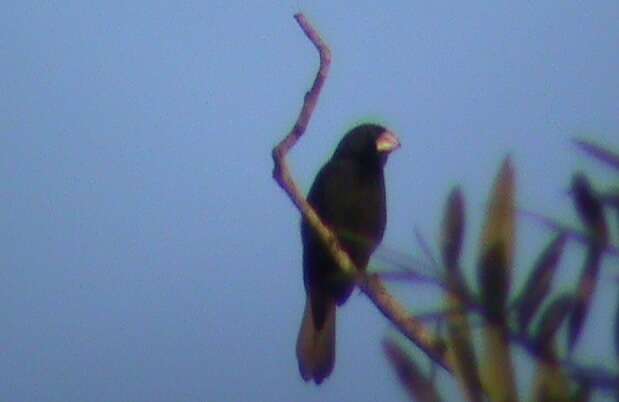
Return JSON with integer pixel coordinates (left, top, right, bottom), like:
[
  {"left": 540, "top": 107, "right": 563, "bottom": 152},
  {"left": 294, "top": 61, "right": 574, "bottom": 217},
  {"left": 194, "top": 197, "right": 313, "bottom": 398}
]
[{"left": 1, "top": 1, "right": 618, "bottom": 401}]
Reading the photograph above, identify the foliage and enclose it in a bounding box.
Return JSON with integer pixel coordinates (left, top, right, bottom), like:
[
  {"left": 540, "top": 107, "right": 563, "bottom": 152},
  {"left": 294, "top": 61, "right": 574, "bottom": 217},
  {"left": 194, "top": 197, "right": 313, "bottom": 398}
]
[
  {"left": 383, "top": 140, "right": 619, "bottom": 402},
  {"left": 273, "top": 13, "right": 617, "bottom": 401}
]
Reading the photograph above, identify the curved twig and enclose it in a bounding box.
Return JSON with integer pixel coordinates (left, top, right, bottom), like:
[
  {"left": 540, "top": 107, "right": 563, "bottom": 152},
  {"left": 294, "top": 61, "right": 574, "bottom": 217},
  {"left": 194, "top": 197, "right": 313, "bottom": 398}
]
[{"left": 271, "top": 13, "right": 451, "bottom": 372}]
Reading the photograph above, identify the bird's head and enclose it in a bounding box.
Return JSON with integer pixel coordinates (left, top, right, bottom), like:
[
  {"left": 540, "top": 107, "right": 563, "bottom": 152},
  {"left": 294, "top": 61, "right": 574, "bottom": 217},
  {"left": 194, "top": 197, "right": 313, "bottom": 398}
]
[{"left": 332, "top": 124, "right": 400, "bottom": 167}]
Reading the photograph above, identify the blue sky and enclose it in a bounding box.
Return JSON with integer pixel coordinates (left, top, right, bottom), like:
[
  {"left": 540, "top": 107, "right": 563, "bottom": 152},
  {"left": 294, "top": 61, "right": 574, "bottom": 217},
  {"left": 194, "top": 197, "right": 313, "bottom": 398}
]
[{"left": 1, "top": 2, "right": 618, "bottom": 401}]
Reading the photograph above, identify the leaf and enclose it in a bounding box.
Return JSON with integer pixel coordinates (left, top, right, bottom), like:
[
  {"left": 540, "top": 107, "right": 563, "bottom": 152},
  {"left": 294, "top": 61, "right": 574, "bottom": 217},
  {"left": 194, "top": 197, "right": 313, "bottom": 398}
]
[
  {"left": 441, "top": 187, "right": 465, "bottom": 271},
  {"left": 531, "top": 360, "right": 572, "bottom": 402},
  {"left": 441, "top": 188, "right": 482, "bottom": 402},
  {"left": 615, "top": 290, "right": 619, "bottom": 364},
  {"left": 477, "top": 157, "right": 518, "bottom": 402},
  {"left": 570, "top": 380, "right": 591, "bottom": 402},
  {"left": 566, "top": 365, "right": 618, "bottom": 395},
  {"left": 567, "top": 173, "right": 608, "bottom": 353},
  {"left": 573, "top": 138, "right": 619, "bottom": 171},
  {"left": 530, "top": 295, "right": 574, "bottom": 402},
  {"left": 440, "top": 187, "right": 473, "bottom": 303},
  {"left": 567, "top": 243, "right": 604, "bottom": 352},
  {"left": 520, "top": 210, "right": 619, "bottom": 257},
  {"left": 478, "top": 158, "right": 516, "bottom": 321},
  {"left": 513, "top": 233, "right": 567, "bottom": 332},
  {"left": 534, "top": 294, "right": 574, "bottom": 354},
  {"left": 444, "top": 288, "right": 483, "bottom": 402},
  {"left": 383, "top": 339, "right": 443, "bottom": 402},
  {"left": 570, "top": 173, "right": 608, "bottom": 245}
]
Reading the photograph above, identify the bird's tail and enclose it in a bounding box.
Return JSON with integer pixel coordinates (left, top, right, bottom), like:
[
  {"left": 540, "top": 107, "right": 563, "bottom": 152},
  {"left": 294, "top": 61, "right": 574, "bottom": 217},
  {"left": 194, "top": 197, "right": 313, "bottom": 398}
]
[{"left": 296, "top": 296, "right": 335, "bottom": 384}]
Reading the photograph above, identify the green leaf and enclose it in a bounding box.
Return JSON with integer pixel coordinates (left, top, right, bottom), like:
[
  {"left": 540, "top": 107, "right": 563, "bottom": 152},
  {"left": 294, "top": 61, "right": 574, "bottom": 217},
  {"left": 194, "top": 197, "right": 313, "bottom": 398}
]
[
  {"left": 570, "top": 381, "right": 591, "bottom": 402},
  {"left": 383, "top": 339, "right": 443, "bottom": 402},
  {"left": 573, "top": 138, "right": 619, "bottom": 171},
  {"left": 477, "top": 157, "right": 518, "bottom": 402},
  {"left": 616, "top": 291, "right": 619, "bottom": 364},
  {"left": 570, "top": 173, "right": 608, "bottom": 245},
  {"left": 567, "top": 243, "right": 604, "bottom": 352},
  {"left": 513, "top": 234, "right": 567, "bottom": 332},
  {"left": 440, "top": 187, "right": 482, "bottom": 402},
  {"left": 444, "top": 293, "right": 483, "bottom": 402},
  {"left": 530, "top": 295, "right": 574, "bottom": 402},
  {"left": 441, "top": 187, "right": 465, "bottom": 271},
  {"left": 478, "top": 158, "right": 516, "bottom": 321},
  {"left": 534, "top": 294, "right": 574, "bottom": 355},
  {"left": 531, "top": 360, "right": 572, "bottom": 402}
]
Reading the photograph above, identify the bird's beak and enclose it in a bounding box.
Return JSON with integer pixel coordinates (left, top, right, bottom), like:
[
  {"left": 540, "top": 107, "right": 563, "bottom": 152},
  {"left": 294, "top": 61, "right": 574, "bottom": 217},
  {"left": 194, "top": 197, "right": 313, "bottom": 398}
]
[{"left": 376, "top": 131, "right": 401, "bottom": 153}]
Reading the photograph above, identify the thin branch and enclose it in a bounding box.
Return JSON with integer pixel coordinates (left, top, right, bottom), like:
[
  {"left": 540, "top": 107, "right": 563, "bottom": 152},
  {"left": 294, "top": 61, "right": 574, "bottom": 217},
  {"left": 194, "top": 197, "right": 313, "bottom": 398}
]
[
  {"left": 361, "top": 274, "right": 451, "bottom": 371},
  {"left": 272, "top": 13, "right": 451, "bottom": 372},
  {"left": 271, "top": 14, "right": 356, "bottom": 278}
]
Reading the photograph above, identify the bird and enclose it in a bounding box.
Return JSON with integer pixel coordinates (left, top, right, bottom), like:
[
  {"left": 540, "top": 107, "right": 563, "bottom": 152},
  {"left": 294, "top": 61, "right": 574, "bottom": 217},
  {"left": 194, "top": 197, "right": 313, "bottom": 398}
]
[{"left": 296, "top": 123, "right": 400, "bottom": 384}]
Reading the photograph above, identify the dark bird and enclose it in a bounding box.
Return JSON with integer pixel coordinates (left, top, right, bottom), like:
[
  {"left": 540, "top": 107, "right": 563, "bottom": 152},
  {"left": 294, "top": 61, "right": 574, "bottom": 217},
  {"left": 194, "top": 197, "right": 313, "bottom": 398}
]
[{"left": 297, "top": 123, "right": 400, "bottom": 384}]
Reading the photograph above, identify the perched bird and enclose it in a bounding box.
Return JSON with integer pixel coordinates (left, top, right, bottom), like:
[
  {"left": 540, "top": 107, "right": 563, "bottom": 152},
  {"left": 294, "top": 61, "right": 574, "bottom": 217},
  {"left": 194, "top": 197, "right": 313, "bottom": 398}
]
[{"left": 297, "top": 123, "right": 400, "bottom": 384}]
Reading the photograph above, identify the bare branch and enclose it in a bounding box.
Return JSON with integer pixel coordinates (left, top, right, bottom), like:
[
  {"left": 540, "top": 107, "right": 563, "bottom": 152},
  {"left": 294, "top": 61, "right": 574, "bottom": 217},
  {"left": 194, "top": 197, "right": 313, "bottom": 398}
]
[
  {"left": 271, "top": 14, "right": 356, "bottom": 278},
  {"left": 361, "top": 274, "right": 451, "bottom": 371},
  {"left": 272, "top": 13, "right": 450, "bottom": 371}
]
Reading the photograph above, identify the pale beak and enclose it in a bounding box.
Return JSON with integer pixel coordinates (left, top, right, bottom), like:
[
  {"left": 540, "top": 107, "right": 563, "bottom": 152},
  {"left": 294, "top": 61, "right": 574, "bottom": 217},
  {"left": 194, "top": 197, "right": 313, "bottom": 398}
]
[{"left": 376, "top": 131, "right": 401, "bottom": 153}]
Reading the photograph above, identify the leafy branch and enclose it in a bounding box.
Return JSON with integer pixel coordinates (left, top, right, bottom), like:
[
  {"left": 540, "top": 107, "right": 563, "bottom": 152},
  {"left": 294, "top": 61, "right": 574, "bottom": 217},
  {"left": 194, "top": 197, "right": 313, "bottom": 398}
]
[{"left": 272, "top": 13, "right": 618, "bottom": 402}]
